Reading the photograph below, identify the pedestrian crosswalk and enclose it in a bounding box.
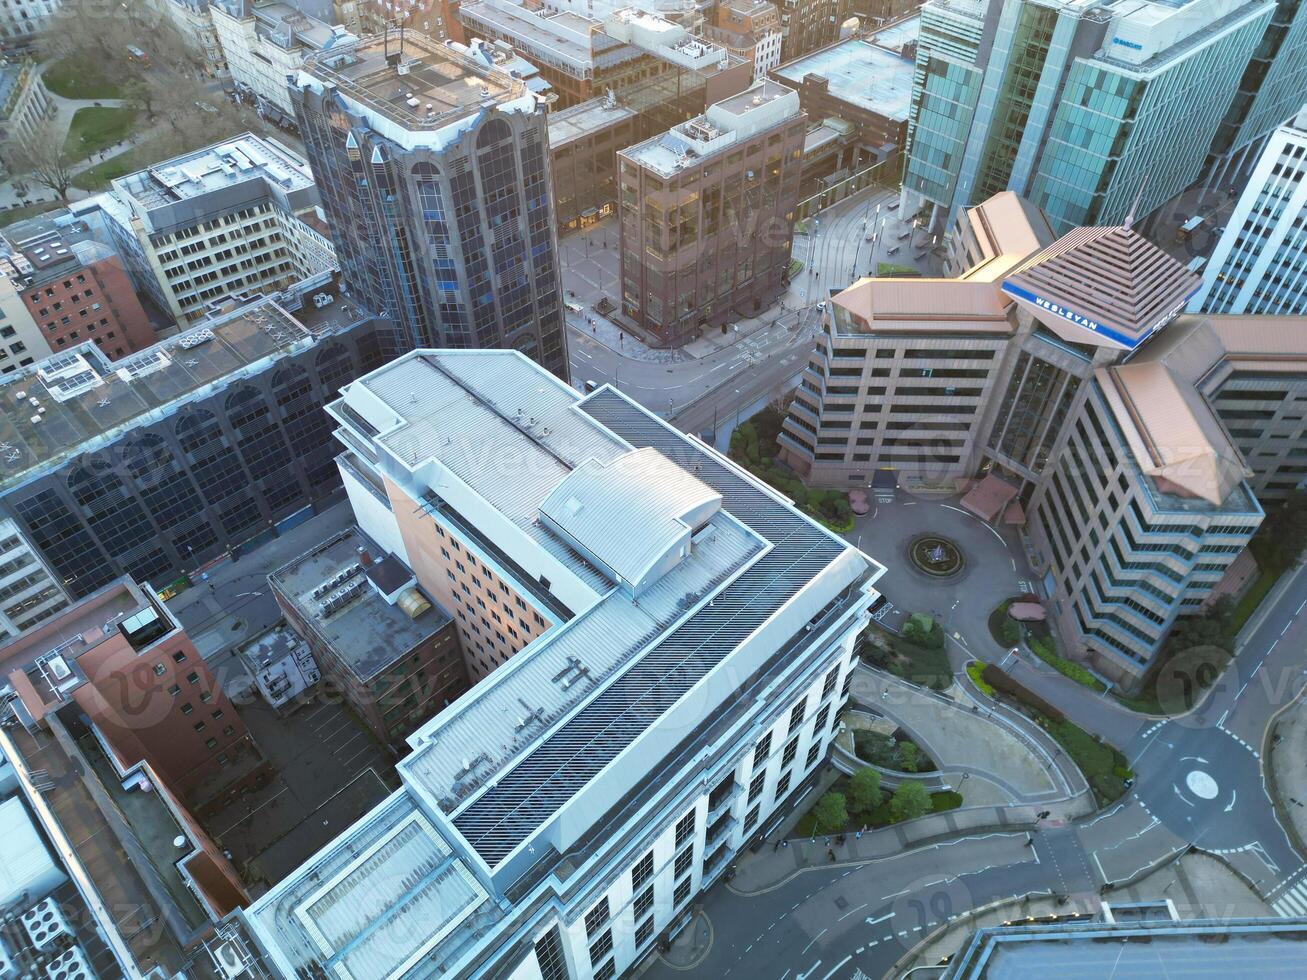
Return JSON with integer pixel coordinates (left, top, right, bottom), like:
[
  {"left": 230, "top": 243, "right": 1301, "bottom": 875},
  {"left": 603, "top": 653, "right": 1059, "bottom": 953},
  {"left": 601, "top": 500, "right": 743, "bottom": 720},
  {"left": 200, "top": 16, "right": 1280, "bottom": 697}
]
[{"left": 1271, "top": 870, "right": 1307, "bottom": 916}]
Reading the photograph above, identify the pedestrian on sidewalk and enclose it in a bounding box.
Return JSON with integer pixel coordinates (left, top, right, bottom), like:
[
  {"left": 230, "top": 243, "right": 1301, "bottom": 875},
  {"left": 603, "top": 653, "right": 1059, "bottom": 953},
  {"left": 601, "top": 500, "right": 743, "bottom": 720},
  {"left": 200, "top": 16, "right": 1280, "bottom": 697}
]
[{"left": 827, "top": 848, "right": 836, "bottom": 861}]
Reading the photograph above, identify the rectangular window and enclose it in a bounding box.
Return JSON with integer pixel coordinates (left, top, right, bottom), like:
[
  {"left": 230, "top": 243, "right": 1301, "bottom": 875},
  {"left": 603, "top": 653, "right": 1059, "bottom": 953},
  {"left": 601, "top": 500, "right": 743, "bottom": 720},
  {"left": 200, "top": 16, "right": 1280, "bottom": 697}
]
[
  {"left": 675, "top": 846, "right": 693, "bottom": 879},
  {"left": 588, "top": 929, "right": 613, "bottom": 964},
  {"left": 585, "top": 899, "right": 610, "bottom": 938},
  {"left": 675, "top": 810, "right": 695, "bottom": 848},
  {"left": 755, "top": 731, "right": 772, "bottom": 765},
  {"left": 748, "top": 771, "right": 766, "bottom": 803},
  {"left": 674, "top": 878, "right": 691, "bottom": 907},
  {"left": 814, "top": 705, "right": 830, "bottom": 734},
  {"left": 821, "top": 666, "right": 838, "bottom": 700},
  {"left": 781, "top": 737, "right": 798, "bottom": 768},
  {"left": 634, "top": 883, "right": 654, "bottom": 920},
  {"left": 788, "top": 698, "right": 807, "bottom": 732},
  {"left": 806, "top": 743, "right": 821, "bottom": 769},
  {"left": 636, "top": 917, "right": 654, "bottom": 949},
  {"left": 632, "top": 851, "right": 654, "bottom": 889},
  {"left": 745, "top": 803, "right": 761, "bottom": 829}
]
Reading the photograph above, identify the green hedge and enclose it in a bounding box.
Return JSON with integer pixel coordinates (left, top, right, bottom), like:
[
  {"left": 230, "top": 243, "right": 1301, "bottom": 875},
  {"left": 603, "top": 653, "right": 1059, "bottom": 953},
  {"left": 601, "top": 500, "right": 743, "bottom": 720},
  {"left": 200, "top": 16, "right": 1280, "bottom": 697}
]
[
  {"left": 1027, "top": 633, "right": 1106, "bottom": 692},
  {"left": 981, "top": 664, "right": 1065, "bottom": 723},
  {"left": 966, "top": 660, "right": 994, "bottom": 697},
  {"left": 729, "top": 411, "right": 854, "bottom": 532},
  {"left": 1046, "top": 719, "right": 1130, "bottom": 805}
]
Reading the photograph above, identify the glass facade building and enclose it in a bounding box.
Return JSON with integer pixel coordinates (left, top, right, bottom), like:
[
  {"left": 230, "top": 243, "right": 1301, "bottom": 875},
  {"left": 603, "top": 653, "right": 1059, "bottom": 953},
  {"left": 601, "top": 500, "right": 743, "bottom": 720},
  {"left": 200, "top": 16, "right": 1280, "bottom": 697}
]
[
  {"left": 903, "top": 0, "right": 1278, "bottom": 234},
  {"left": 290, "top": 32, "right": 569, "bottom": 377},
  {"left": 0, "top": 275, "right": 383, "bottom": 601}
]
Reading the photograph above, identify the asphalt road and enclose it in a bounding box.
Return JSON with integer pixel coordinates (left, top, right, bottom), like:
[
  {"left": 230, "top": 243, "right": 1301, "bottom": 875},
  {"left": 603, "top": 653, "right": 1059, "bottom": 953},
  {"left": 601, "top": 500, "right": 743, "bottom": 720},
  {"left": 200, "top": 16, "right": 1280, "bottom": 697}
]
[{"left": 646, "top": 562, "right": 1307, "bottom": 978}]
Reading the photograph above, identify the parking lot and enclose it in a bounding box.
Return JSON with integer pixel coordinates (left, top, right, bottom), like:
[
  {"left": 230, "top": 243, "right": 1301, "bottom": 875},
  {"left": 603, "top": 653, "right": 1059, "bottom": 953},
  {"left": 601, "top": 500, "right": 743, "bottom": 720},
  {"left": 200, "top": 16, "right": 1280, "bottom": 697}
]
[{"left": 203, "top": 697, "right": 399, "bottom": 889}]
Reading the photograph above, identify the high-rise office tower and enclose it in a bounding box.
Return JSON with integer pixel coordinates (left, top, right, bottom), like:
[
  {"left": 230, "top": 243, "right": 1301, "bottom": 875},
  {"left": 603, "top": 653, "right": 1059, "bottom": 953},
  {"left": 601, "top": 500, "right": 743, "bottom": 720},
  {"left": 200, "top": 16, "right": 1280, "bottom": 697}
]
[
  {"left": 291, "top": 30, "right": 569, "bottom": 376},
  {"left": 903, "top": 0, "right": 1275, "bottom": 235},
  {"left": 1209, "top": 0, "right": 1307, "bottom": 164},
  {"left": 1191, "top": 105, "right": 1307, "bottom": 316}
]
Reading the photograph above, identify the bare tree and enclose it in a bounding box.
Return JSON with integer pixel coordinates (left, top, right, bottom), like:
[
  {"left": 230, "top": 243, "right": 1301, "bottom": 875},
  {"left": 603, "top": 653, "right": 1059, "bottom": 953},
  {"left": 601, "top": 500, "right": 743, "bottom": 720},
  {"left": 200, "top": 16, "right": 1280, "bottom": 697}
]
[{"left": 5, "top": 123, "right": 76, "bottom": 201}]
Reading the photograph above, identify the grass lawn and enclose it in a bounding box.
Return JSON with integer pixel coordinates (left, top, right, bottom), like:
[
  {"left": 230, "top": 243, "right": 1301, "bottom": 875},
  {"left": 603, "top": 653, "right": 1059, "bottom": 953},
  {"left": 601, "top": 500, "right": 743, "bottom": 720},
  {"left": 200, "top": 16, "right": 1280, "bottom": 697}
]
[
  {"left": 877, "top": 262, "right": 921, "bottom": 277},
  {"left": 41, "top": 58, "right": 126, "bottom": 100},
  {"left": 72, "top": 144, "right": 151, "bottom": 191},
  {"left": 0, "top": 199, "right": 63, "bottom": 228},
  {"left": 1042, "top": 716, "right": 1130, "bottom": 805},
  {"left": 64, "top": 107, "right": 139, "bottom": 161}
]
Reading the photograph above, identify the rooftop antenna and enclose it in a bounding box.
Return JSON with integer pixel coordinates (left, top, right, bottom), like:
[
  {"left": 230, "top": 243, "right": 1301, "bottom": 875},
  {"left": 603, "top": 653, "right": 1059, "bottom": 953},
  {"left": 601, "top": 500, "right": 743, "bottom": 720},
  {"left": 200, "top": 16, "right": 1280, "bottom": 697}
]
[{"left": 1123, "top": 175, "right": 1149, "bottom": 230}]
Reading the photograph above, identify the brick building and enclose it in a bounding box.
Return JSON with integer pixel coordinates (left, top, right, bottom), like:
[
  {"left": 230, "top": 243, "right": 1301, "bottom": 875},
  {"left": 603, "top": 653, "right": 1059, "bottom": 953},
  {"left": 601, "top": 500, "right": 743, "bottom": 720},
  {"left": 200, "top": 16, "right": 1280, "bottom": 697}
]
[
  {"left": 270, "top": 526, "right": 469, "bottom": 744},
  {"left": 2, "top": 230, "right": 156, "bottom": 360},
  {"left": 2, "top": 578, "right": 268, "bottom": 813}
]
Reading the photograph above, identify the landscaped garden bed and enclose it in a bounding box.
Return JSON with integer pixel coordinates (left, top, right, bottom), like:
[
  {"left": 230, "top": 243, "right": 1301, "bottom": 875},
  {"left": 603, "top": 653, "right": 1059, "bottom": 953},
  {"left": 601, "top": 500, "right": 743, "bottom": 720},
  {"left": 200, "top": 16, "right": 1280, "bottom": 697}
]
[
  {"left": 794, "top": 766, "right": 962, "bottom": 836},
  {"left": 729, "top": 407, "right": 854, "bottom": 532}
]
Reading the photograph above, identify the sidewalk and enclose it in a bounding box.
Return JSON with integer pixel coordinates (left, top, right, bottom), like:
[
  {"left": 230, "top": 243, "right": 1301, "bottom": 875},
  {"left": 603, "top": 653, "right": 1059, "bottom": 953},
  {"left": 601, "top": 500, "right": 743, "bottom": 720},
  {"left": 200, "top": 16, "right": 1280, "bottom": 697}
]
[
  {"left": 1266, "top": 687, "right": 1307, "bottom": 858},
  {"left": 727, "top": 793, "right": 1080, "bottom": 896}
]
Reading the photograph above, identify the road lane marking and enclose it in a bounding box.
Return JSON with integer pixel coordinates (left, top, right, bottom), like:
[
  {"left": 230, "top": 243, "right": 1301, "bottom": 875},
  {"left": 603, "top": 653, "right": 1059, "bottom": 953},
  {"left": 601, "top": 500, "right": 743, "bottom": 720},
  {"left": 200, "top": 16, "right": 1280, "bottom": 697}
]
[
  {"left": 820, "top": 955, "right": 852, "bottom": 980},
  {"left": 865, "top": 912, "right": 892, "bottom": 926}
]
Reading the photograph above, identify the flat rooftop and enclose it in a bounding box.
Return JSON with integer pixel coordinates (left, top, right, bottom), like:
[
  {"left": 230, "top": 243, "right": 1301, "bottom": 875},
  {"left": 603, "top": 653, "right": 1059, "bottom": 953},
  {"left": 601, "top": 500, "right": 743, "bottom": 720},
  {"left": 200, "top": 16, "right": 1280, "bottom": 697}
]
[
  {"left": 622, "top": 79, "right": 800, "bottom": 177},
  {"left": 113, "top": 133, "right": 314, "bottom": 210},
  {"left": 0, "top": 274, "right": 365, "bottom": 494},
  {"left": 270, "top": 527, "right": 453, "bottom": 681},
  {"left": 459, "top": 0, "right": 597, "bottom": 68},
  {"left": 249, "top": 356, "right": 880, "bottom": 978},
  {"left": 949, "top": 917, "right": 1307, "bottom": 978},
  {"left": 774, "top": 38, "right": 914, "bottom": 122},
  {"left": 546, "top": 96, "right": 638, "bottom": 149},
  {"left": 299, "top": 31, "right": 529, "bottom": 131},
  {"left": 252, "top": 0, "right": 348, "bottom": 51},
  {"left": 870, "top": 13, "right": 920, "bottom": 53}
]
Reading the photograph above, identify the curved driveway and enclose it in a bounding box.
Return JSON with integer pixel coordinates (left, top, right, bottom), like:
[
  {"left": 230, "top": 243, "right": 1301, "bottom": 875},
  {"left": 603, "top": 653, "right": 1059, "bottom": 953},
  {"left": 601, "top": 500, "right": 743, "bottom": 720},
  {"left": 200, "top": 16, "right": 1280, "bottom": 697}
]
[{"left": 644, "top": 564, "right": 1307, "bottom": 979}]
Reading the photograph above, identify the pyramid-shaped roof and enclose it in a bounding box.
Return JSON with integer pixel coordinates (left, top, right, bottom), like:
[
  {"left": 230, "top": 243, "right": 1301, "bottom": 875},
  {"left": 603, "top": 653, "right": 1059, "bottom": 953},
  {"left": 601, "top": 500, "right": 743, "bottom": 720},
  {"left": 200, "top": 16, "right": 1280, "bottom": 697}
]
[{"left": 1001, "top": 225, "right": 1201, "bottom": 350}]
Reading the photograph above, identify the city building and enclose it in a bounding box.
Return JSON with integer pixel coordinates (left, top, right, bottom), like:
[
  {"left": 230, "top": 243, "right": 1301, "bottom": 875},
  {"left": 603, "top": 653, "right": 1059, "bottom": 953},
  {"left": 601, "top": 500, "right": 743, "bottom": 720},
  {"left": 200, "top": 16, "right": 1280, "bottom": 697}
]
[
  {"left": 0, "top": 581, "right": 262, "bottom": 966},
  {"left": 619, "top": 79, "right": 805, "bottom": 346},
  {"left": 903, "top": 0, "right": 1276, "bottom": 235},
  {"left": 2, "top": 578, "right": 266, "bottom": 815},
  {"left": 1138, "top": 311, "right": 1307, "bottom": 505},
  {"left": 237, "top": 624, "right": 321, "bottom": 711},
  {"left": 456, "top": 2, "right": 752, "bottom": 118},
  {"left": 290, "top": 28, "right": 569, "bottom": 373},
  {"left": 270, "top": 525, "right": 468, "bottom": 745},
  {"left": 0, "top": 246, "right": 50, "bottom": 370},
  {"left": 102, "top": 133, "right": 336, "bottom": 327},
  {"left": 212, "top": 0, "right": 357, "bottom": 124},
  {"left": 947, "top": 910, "right": 1307, "bottom": 978},
  {"left": 1209, "top": 0, "right": 1307, "bottom": 166},
  {"left": 1190, "top": 105, "right": 1307, "bottom": 316},
  {"left": 225, "top": 347, "right": 883, "bottom": 979},
  {"left": 778, "top": 0, "right": 857, "bottom": 62},
  {"left": 0, "top": 58, "right": 54, "bottom": 156},
  {"left": 779, "top": 192, "right": 1055, "bottom": 488},
  {"left": 0, "top": 272, "right": 384, "bottom": 610},
  {"left": 548, "top": 94, "right": 640, "bottom": 230},
  {"left": 0, "top": 517, "right": 67, "bottom": 636},
  {"left": 2, "top": 226, "right": 157, "bottom": 360},
  {"left": 0, "top": 0, "right": 58, "bottom": 48},
  {"left": 772, "top": 33, "right": 914, "bottom": 167},
  {"left": 785, "top": 193, "right": 1270, "bottom": 687},
  {"left": 149, "top": 0, "right": 231, "bottom": 77},
  {"left": 0, "top": 743, "right": 187, "bottom": 976},
  {"left": 706, "top": 0, "right": 784, "bottom": 79}
]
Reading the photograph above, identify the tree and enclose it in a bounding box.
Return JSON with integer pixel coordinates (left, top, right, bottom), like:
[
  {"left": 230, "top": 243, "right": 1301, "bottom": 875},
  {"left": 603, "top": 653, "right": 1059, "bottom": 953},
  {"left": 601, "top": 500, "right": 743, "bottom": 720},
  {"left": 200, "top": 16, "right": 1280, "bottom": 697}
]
[
  {"left": 848, "top": 767, "right": 882, "bottom": 813},
  {"left": 896, "top": 742, "right": 919, "bottom": 774},
  {"left": 1252, "top": 491, "right": 1307, "bottom": 574},
  {"left": 812, "top": 791, "right": 848, "bottom": 834},
  {"left": 1000, "top": 615, "right": 1021, "bottom": 647},
  {"left": 5, "top": 123, "right": 75, "bottom": 201},
  {"left": 903, "top": 613, "right": 942, "bottom": 649},
  {"left": 889, "top": 782, "right": 931, "bottom": 823},
  {"left": 1166, "top": 596, "right": 1235, "bottom": 656}
]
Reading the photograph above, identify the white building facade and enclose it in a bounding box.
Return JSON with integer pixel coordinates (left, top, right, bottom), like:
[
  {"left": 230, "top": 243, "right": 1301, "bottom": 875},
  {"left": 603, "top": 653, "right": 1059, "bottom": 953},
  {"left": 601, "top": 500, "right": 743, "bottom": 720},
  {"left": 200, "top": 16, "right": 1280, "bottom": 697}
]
[
  {"left": 211, "top": 0, "right": 355, "bottom": 121},
  {"left": 235, "top": 349, "right": 885, "bottom": 979},
  {"left": 1190, "top": 105, "right": 1307, "bottom": 316}
]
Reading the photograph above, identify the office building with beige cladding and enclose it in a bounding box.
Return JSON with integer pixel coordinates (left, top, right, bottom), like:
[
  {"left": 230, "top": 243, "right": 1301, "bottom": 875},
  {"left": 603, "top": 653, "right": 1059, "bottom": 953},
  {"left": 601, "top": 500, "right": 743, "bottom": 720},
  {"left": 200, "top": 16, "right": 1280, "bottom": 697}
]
[{"left": 783, "top": 190, "right": 1298, "bottom": 688}]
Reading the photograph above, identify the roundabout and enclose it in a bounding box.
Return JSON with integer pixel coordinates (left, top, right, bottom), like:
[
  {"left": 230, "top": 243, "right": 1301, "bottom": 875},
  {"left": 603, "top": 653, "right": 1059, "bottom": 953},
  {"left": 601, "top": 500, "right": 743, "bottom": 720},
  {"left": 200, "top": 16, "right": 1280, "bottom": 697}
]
[{"left": 908, "top": 534, "right": 964, "bottom": 577}]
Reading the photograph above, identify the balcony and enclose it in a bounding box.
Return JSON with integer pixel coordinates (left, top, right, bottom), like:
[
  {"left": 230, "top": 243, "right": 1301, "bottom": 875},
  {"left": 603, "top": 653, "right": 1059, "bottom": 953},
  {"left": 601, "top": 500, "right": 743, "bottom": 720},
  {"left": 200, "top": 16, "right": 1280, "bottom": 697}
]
[
  {"left": 707, "top": 783, "right": 739, "bottom": 823},
  {"left": 706, "top": 811, "right": 736, "bottom": 848}
]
